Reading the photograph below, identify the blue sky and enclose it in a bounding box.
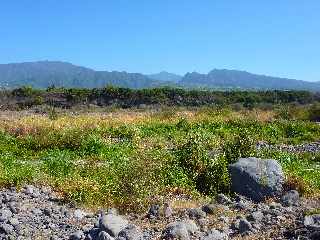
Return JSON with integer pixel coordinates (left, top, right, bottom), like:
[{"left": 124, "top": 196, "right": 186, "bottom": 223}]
[{"left": 1, "top": 1, "right": 319, "bottom": 81}]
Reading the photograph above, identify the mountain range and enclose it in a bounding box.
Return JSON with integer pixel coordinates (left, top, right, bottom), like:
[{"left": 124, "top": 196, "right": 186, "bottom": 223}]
[{"left": 0, "top": 61, "right": 319, "bottom": 91}]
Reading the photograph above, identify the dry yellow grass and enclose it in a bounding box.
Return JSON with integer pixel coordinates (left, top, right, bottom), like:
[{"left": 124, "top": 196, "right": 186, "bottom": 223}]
[{"left": 0, "top": 107, "right": 274, "bottom": 138}]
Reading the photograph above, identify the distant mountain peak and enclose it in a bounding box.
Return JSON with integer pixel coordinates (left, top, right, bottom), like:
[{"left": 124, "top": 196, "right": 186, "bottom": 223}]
[
  {"left": 180, "top": 68, "right": 318, "bottom": 90},
  {"left": 148, "top": 71, "right": 182, "bottom": 83}
]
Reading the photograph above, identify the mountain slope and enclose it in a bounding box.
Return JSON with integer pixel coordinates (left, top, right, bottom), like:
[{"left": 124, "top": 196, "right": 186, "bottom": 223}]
[
  {"left": 148, "top": 71, "right": 182, "bottom": 83},
  {"left": 179, "top": 69, "right": 320, "bottom": 91},
  {"left": 0, "top": 61, "right": 319, "bottom": 91},
  {"left": 0, "top": 61, "right": 161, "bottom": 89}
]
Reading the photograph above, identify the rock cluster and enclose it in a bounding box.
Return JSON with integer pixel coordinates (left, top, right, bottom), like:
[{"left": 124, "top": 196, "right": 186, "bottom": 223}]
[
  {"left": 0, "top": 158, "right": 318, "bottom": 239},
  {"left": 256, "top": 141, "right": 320, "bottom": 153},
  {"left": 77, "top": 190, "right": 319, "bottom": 240},
  {"left": 0, "top": 184, "right": 317, "bottom": 240},
  {"left": 0, "top": 185, "right": 96, "bottom": 239}
]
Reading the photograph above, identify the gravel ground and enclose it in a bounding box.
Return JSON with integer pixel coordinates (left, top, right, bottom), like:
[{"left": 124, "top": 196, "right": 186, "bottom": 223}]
[
  {"left": 0, "top": 185, "right": 319, "bottom": 240},
  {"left": 256, "top": 141, "right": 320, "bottom": 154},
  {"left": 0, "top": 185, "right": 96, "bottom": 240}
]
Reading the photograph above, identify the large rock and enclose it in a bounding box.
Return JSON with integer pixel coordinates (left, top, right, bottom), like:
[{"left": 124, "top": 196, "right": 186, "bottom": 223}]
[
  {"left": 162, "top": 221, "right": 189, "bottom": 240},
  {"left": 238, "top": 219, "right": 253, "bottom": 234},
  {"left": 69, "top": 230, "right": 85, "bottom": 240},
  {"left": 98, "top": 231, "right": 114, "bottom": 240},
  {"left": 281, "top": 190, "right": 300, "bottom": 207},
  {"left": 162, "top": 220, "right": 199, "bottom": 240},
  {"left": 216, "top": 194, "right": 232, "bottom": 205},
  {"left": 147, "top": 204, "right": 160, "bottom": 219},
  {"left": 187, "top": 208, "right": 206, "bottom": 219},
  {"left": 247, "top": 211, "right": 264, "bottom": 223},
  {"left": 304, "top": 214, "right": 320, "bottom": 231},
  {"left": 201, "top": 229, "right": 228, "bottom": 240},
  {"left": 0, "top": 209, "right": 12, "bottom": 222},
  {"left": 229, "top": 158, "right": 284, "bottom": 201},
  {"left": 117, "top": 224, "right": 143, "bottom": 240},
  {"left": 202, "top": 204, "right": 217, "bottom": 215},
  {"left": 99, "top": 214, "right": 129, "bottom": 237}
]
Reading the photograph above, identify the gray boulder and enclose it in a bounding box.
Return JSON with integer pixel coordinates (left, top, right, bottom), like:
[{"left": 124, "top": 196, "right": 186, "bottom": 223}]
[
  {"left": 201, "top": 229, "right": 228, "bottom": 240},
  {"left": 163, "top": 203, "right": 173, "bottom": 218},
  {"left": 187, "top": 208, "right": 206, "bottom": 219},
  {"left": 229, "top": 158, "right": 284, "bottom": 201},
  {"left": 238, "top": 219, "right": 252, "bottom": 234},
  {"left": 281, "top": 190, "right": 299, "bottom": 206},
  {"left": 117, "top": 224, "right": 143, "bottom": 240},
  {"left": 69, "top": 230, "right": 85, "bottom": 240},
  {"left": 304, "top": 214, "right": 320, "bottom": 231},
  {"left": 216, "top": 194, "right": 232, "bottom": 205},
  {"left": 183, "top": 220, "right": 199, "bottom": 234},
  {"left": 74, "top": 209, "right": 87, "bottom": 220},
  {"left": 247, "top": 211, "right": 264, "bottom": 222},
  {"left": 0, "top": 209, "right": 12, "bottom": 222},
  {"left": 98, "top": 231, "right": 114, "bottom": 240},
  {"left": 162, "top": 221, "right": 189, "bottom": 240},
  {"left": 162, "top": 220, "right": 198, "bottom": 240},
  {"left": 147, "top": 204, "right": 160, "bottom": 219},
  {"left": 99, "top": 214, "right": 129, "bottom": 237},
  {"left": 202, "top": 204, "right": 216, "bottom": 215},
  {"left": 0, "top": 223, "right": 14, "bottom": 235}
]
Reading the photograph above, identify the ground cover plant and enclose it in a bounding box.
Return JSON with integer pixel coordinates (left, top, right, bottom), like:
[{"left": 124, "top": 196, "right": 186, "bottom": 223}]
[{"left": 0, "top": 90, "right": 319, "bottom": 213}]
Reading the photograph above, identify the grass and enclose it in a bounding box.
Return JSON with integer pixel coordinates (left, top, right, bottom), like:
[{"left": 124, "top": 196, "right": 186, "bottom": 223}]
[{"left": 0, "top": 106, "right": 319, "bottom": 212}]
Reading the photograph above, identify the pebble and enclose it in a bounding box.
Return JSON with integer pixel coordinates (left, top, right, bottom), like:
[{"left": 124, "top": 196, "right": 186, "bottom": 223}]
[{"left": 0, "top": 184, "right": 316, "bottom": 239}]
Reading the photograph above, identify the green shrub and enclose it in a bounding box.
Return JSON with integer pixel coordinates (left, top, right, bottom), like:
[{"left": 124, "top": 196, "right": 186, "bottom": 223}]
[
  {"left": 48, "top": 107, "right": 59, "bottom": 120},
  {"left": 34, "top": 95, "right": 44, "bottom": 105},
  {"left": 108, "top": 125, "right": 139, "bottom": 141},
  {"left": 176, "top": 118, "right": 190, "bottom": 130},
  {"left": 174, "top": 132, "right": 231, "bottom": 195},
  {"left": 276, "top": 106, "right": 292, "bottom": 120},
  {"left": 222, "top": 130, "right": 256, "bottom": 163},
  {"left": 0, "top": 156, "right": 36, "bottom": 186},
  {"left": 308, "top": 103, "right": 320, "bottom": 121},
  {"left": 175, "top": 132, "right": 209, "bottom": 180},
  {"left": 196, "top": 155, "right": 230, "bottom": 195},
  {"left": 42, "top": 150, "right": 75, "bottom": 178},
  {"left": 81, "top": 134, "right": 105, "bottom": 156}
]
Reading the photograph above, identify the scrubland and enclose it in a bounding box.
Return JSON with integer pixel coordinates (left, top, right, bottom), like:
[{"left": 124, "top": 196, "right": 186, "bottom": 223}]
[{"left": 0, "top": 104, "right": 319, "bottom": 213}]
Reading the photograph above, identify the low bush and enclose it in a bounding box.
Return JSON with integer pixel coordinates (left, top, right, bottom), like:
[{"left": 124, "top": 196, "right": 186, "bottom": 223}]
[
  {"left": 174, "top": 132, "right": 230, "bottom": 195},
  {"left": 308, "top": 103, "right": 320, "bottom": 121},
  {"left": 222, "top": 130, "right": 256, "bottom": 163}
]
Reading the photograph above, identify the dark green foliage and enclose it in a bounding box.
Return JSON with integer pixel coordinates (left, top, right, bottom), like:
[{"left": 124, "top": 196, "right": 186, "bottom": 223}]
[
  {"left": 222, "top": 130, "right": 256, "bottom": 163},
  {"left": 1, "top": 86, "right": 319, "bottom": 110},
  {"left": 174, "top": 132, "right": 230, "bottom": 195},
  {"left": 308, "top": 103, "right": 320, "bottom": 121},
  {"left": 42, "top": 150, "right": 75, "bottom": 178},
  {"left": 80, "top": 134, "right": 105, "bottom": 156}
]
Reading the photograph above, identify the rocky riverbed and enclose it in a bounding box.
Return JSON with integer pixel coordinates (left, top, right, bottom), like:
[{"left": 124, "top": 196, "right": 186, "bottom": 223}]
[
  {"left": 0, "top": 185, "right": 319, "bottom": 240},
  {"left": 0, "top": 157, "right": 319, "bottom": 240}
]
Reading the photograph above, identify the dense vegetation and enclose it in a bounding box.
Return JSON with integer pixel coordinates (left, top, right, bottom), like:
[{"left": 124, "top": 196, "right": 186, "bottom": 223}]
[
  {"left": 0, "top": 102, "right": 319, "bottom": 212},
  {"left": 1, "top": 86, "right": 320, "bottom": 110}
]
